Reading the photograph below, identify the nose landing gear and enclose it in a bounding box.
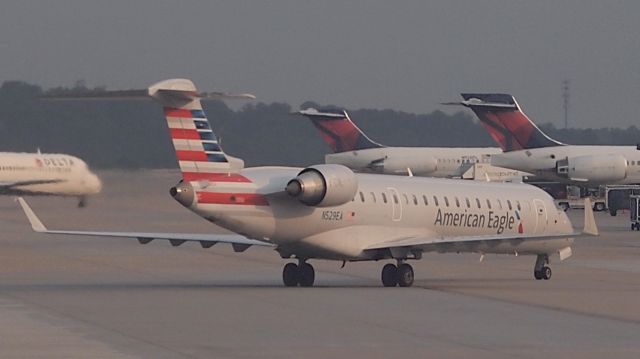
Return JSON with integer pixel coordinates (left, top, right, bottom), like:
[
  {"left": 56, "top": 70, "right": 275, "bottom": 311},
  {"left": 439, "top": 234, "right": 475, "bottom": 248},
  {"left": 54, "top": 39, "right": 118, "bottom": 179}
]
[{"left": 533, "top": 254, "right": 552, "bottom": 280}]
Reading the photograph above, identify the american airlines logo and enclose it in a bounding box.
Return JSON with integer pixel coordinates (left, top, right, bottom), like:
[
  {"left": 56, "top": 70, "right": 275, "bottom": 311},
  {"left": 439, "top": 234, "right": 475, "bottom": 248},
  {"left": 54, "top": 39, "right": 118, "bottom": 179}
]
[{"left": 434, "top": 209, "right": 519, "bottom": 234}]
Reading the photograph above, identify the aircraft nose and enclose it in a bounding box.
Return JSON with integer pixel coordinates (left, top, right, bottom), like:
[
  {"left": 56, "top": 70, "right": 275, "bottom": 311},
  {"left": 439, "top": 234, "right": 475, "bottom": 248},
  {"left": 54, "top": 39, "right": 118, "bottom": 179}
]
[
  {"left": 170, "top": 181, "right": 195, "bottom": 207},
  {"left": 88, "top": 173, "right": 102, "bottom": 194}
]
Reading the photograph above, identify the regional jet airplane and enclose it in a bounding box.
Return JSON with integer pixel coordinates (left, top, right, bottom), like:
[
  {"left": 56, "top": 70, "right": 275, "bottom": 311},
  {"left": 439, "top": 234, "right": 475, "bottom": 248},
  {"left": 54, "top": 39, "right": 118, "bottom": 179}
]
[
  {"left": 452, "top": 94, "right": 640, "bottom": 185},
  {"left": 298, "top": 108, "right": 527, "bottom": 181},
  {"left": 18, "top": 79, "right": 597, "bottom": 287},
  {"left": 2, "top": 152, "right": 101, "bottom": 206}
]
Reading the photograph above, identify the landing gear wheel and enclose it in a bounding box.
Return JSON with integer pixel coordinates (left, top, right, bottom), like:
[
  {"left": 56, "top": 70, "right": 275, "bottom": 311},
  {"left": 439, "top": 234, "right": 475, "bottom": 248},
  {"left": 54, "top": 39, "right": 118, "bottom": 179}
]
[
  {"left": 381, "top": 264, "right": 398, "bottom": 287},
  {"left": 298, "top": 263, "right": 315, "bottom": 287},
  {"left": 542, "top": 266, "right": 552, "bottom": 280},
  {"left": 594, "top": 202, "right": 605, "bottom": 212},
  {"left": 282, "top": 263, "right": 299, "bottom": 287},
  {"left": 534, "top": 270, "right": 543, "bottom": 280},
  {"left": 397, "top": 263, "right": 414, "bottom": 287}
]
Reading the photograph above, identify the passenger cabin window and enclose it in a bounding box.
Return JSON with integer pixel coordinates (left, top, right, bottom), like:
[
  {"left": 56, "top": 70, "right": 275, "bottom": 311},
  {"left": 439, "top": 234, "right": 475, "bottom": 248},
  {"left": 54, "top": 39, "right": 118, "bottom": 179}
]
[
  {"left": 497, "top": 199, "right": 503, "bottom": 210},
  {"left": 382, "top": 193, "right": 388, "bottom": 204},
  {"left": 359, "top": 192, "right": 365, "bottom": 202},
  {"left": 423, "top": 195, "right": 429, "bottom": 206},
  {"left": 402, "top": 194, "right": 409, "bottom": 204},
  {"left": 455, "top": 197, "right": 460, "bottom": 207},
  {"left": 507, "top": 200, "right": 513, "bottom": 210},
  {"left": 465, "top": 198, "right": 471, "bottom": 208},
  {"left": 370, "top": 192, "right": 376, "bottom": 203},
  {"left": 444, "top": 197, "right": 450, "bottom": 207},
  {"left": 476, "top": 198, "right": 481, "bottom": 209},
  {"left": 393, "top": 194, "right": 399, "bottom": 204},
  {"left": 486, "top": 199, "right": 492, "bottom": 209},
  {"left": 516, "top": 201, "right": 522, "bottom": 211},
  {"left": 433, "top": 196, "right": 439, "bottom": 206},
  {"left": 412, "top": 194, "right": 418, "bottom": 205}
]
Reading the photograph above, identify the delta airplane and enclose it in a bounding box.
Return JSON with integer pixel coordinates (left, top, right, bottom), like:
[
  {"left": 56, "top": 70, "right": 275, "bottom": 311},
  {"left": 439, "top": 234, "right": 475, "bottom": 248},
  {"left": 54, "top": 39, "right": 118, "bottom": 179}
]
[
  {"left": 298, "top": 108, "right": 527, "bottom": 181},
  {"left": 452, "top": 94, "right": 640, "bottom": 185},
  {"left": 17, "top": 79, "right": 597, "bottom": 287},
  {"left": 1, "top": 151, "right": 101, "bottom": 206}
]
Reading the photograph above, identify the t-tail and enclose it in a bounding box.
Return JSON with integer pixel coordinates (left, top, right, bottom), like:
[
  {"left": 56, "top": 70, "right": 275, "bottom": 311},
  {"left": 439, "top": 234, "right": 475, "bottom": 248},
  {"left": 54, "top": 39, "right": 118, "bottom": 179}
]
[
  {"left": 298, "top": 108, "right": 383, "bottom": 153},
  {"left": 452, "top": 94, "right": 564, "bottom": 152},
  {"left": 148, "top": 79, "right": 246, "bottom": 181}
]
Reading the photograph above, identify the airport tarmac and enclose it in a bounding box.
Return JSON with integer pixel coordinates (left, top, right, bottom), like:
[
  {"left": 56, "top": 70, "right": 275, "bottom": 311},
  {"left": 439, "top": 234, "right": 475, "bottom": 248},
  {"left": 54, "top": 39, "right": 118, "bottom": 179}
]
[{"left": 0, "top": 170, "right": 639, "bottom": 358}]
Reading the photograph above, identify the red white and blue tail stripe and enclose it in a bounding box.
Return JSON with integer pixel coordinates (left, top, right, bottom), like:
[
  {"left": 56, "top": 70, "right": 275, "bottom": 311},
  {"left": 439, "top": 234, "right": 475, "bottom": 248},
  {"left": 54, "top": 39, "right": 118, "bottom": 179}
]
[{"left": 148, "top": 79, "right": 244, "bottom": 180}]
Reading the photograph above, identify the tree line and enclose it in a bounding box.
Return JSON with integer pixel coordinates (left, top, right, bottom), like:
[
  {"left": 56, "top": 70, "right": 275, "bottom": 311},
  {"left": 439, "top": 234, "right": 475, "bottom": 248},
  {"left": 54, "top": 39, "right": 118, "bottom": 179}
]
[{"left": 0, "top": 81, "right": 638, "bottom": 169}]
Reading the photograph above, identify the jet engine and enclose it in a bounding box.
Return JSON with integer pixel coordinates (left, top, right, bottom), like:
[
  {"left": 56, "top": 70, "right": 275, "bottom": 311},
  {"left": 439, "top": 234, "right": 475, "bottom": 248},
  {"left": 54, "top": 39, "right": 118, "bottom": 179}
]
[
  {"left": 286, "top": 164, "right": 358, "bottom": 207},
  {"left": 369, "top": 156, "right": 438, "bottom": 175},
  {"left": 556, "top": 154, "right": 628, "bottom": 183}
]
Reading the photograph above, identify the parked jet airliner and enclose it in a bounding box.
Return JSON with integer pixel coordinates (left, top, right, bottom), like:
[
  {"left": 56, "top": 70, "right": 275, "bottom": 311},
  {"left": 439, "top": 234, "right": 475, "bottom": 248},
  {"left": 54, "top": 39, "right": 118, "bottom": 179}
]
[
  {"left": 18, "top": 79, "right": 597, "bottom": 287},
  {"left": 2, "top": 152, "right": 101, "bottom": 206},
  {"left": 452, "top": 94, "right": 640, "bottom": 185},
  {"left": 298, "top": 108, "right": 527, "bottom": 181}
]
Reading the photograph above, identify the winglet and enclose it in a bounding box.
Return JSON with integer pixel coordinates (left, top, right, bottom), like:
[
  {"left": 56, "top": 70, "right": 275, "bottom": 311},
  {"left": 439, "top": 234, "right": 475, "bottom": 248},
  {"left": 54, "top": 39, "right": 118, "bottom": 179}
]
[
  {"left": 582, "top": 198, "right": 599, "bottom": 236},
  {"left": 15, "top": 197, "right": 47, "bottom": 232}
]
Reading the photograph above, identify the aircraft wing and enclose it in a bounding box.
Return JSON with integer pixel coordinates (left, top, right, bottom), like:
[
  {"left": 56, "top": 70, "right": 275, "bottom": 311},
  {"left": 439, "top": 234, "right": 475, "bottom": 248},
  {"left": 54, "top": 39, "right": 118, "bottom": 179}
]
[
  {"left": 17, "top": 198, "right": 273, "bottom": 252},
  {"left": 0, "top": 179, "right": 64, "bottom": 190},
  {"left": 365, "top": 232, "right": 579, "bottom": 250},
  {"left": 367, "top": 198, "right": 598, "bottom": 254}
]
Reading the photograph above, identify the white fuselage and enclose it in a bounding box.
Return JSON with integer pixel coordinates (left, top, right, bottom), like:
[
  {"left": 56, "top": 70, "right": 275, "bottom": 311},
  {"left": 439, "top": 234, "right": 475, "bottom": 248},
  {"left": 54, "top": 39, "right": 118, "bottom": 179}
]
[
  {"left": 492, "top": 145, "right": 640, "bottom": 185},
  {"left": 0, "top": 153, "right": 102, "bottom": 196},
  {"left": 180, "top": 167, "right": 573, "bottom": 261},
  {"left": 325, "top": 147, "right": 527, "bottom": 181}
]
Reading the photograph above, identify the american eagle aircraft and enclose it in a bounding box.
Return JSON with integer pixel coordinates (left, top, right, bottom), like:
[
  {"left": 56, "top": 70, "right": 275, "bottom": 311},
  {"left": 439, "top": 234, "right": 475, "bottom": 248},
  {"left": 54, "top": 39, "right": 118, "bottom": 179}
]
[
  {"left": 1, "top": 151, "right": 101, "bottom": 207},
  {"left": 18, "top": 79, "right": 598, "bottom": 287},
  {"left": 297, "top": 108, "right": 527, "bottom": 181},
  {"left": 451, "top": 94, "right": 640, "bottom": 185}
]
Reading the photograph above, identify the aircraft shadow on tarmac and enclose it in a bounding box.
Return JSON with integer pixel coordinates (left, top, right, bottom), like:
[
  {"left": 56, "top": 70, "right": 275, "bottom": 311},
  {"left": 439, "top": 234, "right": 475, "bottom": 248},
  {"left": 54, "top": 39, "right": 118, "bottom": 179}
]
[{"left": 0, "top": 277, "right": 530, "bottom": 291}]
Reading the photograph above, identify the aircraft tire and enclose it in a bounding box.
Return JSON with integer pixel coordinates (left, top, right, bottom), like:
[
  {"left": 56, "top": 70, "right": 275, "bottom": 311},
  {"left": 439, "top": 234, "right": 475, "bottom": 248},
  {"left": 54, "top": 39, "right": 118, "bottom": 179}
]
[
  {"left": 534, "top": 270, "right": 543, "bottom": 280},
  {"left": 542, "top": 266, "right": 552, "bottom": 280},
  {"left": 397, "top": 264, "right": 414, "bottom": 287},
  {"left": 298, "top": 263, "right": 315, "bottom": 287},
  {"left": 381, "top": 264, "right": 398, "bottom": 287},
  {"left": 282, "top": 263, "right": 299, "bottom": 287}
]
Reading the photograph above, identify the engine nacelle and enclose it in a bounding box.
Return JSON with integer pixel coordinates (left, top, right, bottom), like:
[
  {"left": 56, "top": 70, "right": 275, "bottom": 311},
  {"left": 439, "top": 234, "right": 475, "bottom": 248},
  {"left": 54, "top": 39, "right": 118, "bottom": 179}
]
[
  {"left": 286, "top": 164, "right": 358, "bottom": 207},
  {"left": 370, "top": 156, "right": 438, "bottom": 175},
  {"left": 557, "top": 154, "right": 627, "bottom": 183}
]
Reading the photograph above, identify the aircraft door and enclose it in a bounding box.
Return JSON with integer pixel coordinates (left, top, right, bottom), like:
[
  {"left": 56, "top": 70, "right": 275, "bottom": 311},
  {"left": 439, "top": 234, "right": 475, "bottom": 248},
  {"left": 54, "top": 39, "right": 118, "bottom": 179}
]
[
  {"left": 387, "top": 187, "right": 402, "bottom": 222},
  {"left": 533, "top": 199, "right": 548, "bottom": 233}
]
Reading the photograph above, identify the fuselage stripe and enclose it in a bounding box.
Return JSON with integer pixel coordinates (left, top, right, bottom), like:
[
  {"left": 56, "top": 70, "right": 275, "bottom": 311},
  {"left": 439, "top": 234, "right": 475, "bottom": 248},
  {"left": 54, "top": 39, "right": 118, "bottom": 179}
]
[
  {"left": 183, "top": 172, "right": 252, "bottom": 182},
  {"left": 197, "top": 191, "right": 268, "bottom": 206}
]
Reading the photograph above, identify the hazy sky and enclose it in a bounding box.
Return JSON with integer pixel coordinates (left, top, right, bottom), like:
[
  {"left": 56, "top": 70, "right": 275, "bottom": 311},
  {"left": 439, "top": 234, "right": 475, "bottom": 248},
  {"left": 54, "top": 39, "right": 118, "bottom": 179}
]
[{"left": 1, "top": 1, "right": 639, "bottom": 128}]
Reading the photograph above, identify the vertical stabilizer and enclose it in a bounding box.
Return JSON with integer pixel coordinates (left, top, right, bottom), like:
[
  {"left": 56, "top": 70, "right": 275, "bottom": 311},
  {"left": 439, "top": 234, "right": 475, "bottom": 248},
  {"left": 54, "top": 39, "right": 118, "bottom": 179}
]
[
  {"left": 148, "top": 79, "right": 244, "bottom": 181},
  {"left": 298, "top": 108, "right": 383, "bottom": 153},
  {"left": 458, "top": 94, "right": 564, "bottom": 152}
]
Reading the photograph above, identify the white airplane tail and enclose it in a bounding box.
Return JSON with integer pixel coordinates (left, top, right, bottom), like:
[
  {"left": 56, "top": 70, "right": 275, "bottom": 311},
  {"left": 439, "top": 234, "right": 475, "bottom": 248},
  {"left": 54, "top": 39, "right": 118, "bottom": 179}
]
[{"left": 147, "top": 79, "right": 245, "bottom": 181}]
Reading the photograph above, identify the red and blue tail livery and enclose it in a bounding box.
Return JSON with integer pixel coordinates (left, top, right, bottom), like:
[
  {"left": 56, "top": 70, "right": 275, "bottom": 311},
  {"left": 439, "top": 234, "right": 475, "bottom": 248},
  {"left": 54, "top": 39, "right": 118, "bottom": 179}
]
[
  {"left": 298, "top": 108, "right": 383, "bottom": 153},
  {"left": 458, "top": 94, "right": 564, "bottom": 152},
  {"left": 148, "top": 79, "right": 245, "bottom": 181}
]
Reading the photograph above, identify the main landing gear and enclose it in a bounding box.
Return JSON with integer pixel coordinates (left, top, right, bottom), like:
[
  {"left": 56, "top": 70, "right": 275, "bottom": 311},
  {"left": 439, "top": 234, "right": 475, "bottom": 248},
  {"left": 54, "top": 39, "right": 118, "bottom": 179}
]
[
  {"left": 282, "top": 260, "right": 315, "bottom": 287},
  {"left": 381, "top": 261, "right": 414, "bottom": 287},
  {"left": 533, "top": 254, "right": 552, "bottom": 280}
]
